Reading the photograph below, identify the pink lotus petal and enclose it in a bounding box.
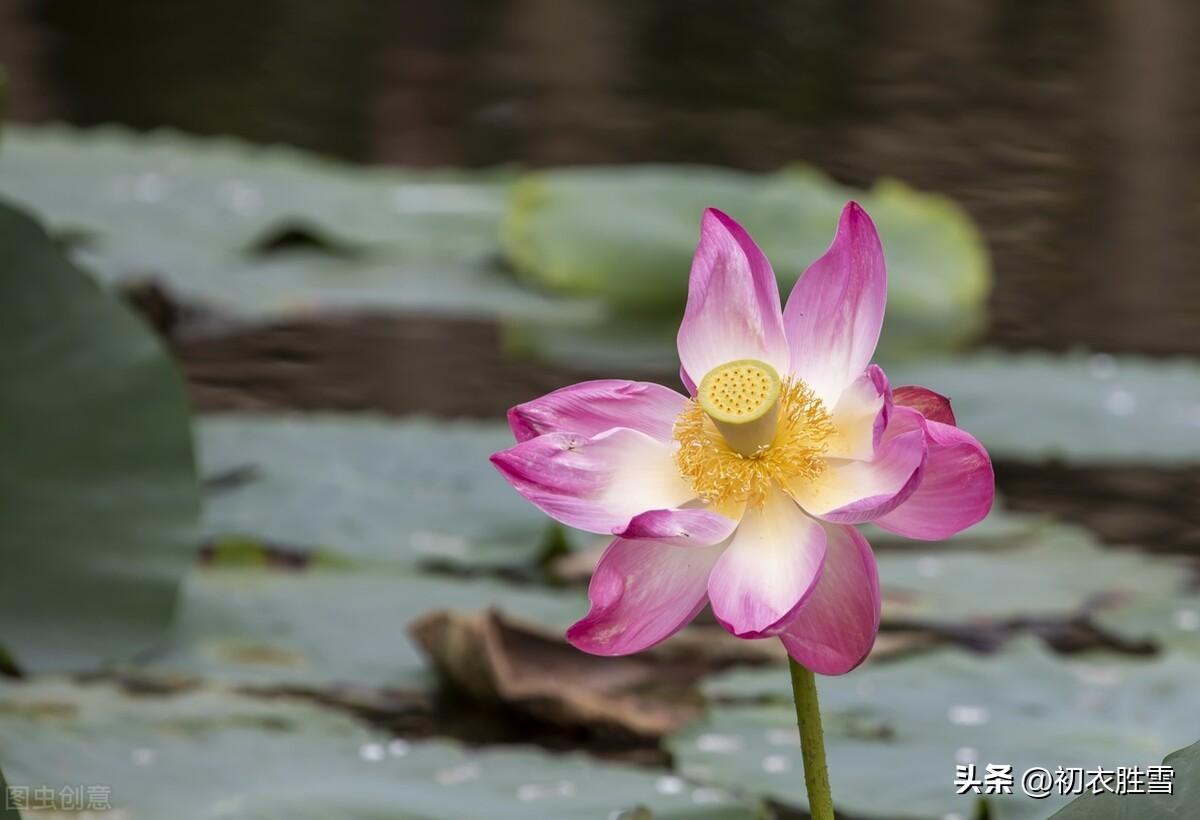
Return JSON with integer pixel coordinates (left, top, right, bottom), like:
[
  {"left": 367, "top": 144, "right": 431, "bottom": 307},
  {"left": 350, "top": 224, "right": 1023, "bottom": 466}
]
[
  {"left": 874, "top": 419, "right": 993, "bottom": 540},
  {"left": 507, "top": 379, "right": 687, "bottom": 444},
  {"left": 824, "top": 364, "right": 891, "bottom": 460},
  {"left": 708, "top": 489, "right": 826, "bottom": 639},
  {"left": 490, "top": 428, "right": 694, "bottom": 533},
  {"left": 567, "top": 536, "right": 725, "bottom": 656},
  {"left": 783, "top": 202, "right": 887, "bottom": 407},
  {"left": 789, "top": 405, "right": 927, "bottom": 523},
  {"left": 677, "top": 209, "right": 790, "bottom": 390},
  {"left": 618, "top": 506, "right": 740, "bottom": 546},
  {"left": 780, "top": 523, "right": 880, "bottom": 675},
  {"left": 680, "top": 364, "right": 698, "bottom": 397},
  {"left": 893, "top": 384, "right": 956, "bottom": 426}
]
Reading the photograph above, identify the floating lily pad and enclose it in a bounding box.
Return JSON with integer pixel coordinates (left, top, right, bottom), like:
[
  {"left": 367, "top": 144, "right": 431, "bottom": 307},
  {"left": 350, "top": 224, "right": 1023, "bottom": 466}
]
[
  {"left": 0, "top": 124, "right": 510, "bottom": 259},
  {"left": 1094, "top": 594, "right": 1200, "bottom": 657},
  {"left": 0, "top": 201, "right": 201, "bottom": 672},
  {"left": 861, "top": 497, "right": 1043, "bottom": 549},
  {"left": 0, "top": 679, "right": 760, "bottom": 819},
  {"left": 889, "top": 351, "right": 1200, "bottom": 465},
  {"left": 0, "top": 125, "right": 597, "bottom": 324},
  {"left": 149, "top": 566, "right": 586, "bottom": 689},
  {"left": 198, "top": 415, "right": 555, "bottom": 569},
  {"left": 94, "top": 250, "right": 598, "bottom": 324},
  {"left": 875, "top": 522, "right": 1189, "bottom": 624},
  {"left": 502, "top": 165, "right": 990, "bottom": 354},
  {"left": 1049, "top": 739, "right": 1200, "bottom": 819},
  {"left": 674, "top": 640, "right": 1200, "bottom": 819}
]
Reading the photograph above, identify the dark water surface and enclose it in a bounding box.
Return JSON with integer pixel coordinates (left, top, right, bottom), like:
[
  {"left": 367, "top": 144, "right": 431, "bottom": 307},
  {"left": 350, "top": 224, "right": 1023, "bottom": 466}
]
[{"left": 1, "top": 0, "right": 1198, "bottom": 355}]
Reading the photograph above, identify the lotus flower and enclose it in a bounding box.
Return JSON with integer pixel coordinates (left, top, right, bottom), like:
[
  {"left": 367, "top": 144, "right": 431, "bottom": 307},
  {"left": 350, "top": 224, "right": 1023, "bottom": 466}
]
[{"left": 491, "top": 203, "right": 993, "bottom": 674}]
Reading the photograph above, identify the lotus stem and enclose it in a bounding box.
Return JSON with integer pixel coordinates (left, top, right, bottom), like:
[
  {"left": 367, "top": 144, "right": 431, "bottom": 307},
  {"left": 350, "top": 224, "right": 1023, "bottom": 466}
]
[{"left": 788, "top": 657, "right": 835, "bottom": 820}]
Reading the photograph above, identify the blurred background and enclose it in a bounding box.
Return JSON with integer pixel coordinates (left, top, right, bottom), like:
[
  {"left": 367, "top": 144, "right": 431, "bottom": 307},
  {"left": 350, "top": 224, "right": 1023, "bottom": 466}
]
[{"left": 0, "top": 2, "right": 1198, "bottom": 819}]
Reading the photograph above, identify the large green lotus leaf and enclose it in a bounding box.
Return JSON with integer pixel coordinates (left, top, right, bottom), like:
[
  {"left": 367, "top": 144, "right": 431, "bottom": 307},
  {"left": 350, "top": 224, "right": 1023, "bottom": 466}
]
[
  {"left": 502, "top": 164, "right": 990, "bottom": 353},
  {"left": 1095, "top": 594, "right": 1200, "bottom": 657},
  {"left": 672, "top": 640, "right": 1200, "bottom": 820},
  {"left": 89, "top": 249, "right": 599, "bottom": 323},
  {"left": 148, "top": 566, "right": 586, "bottom": 689},
  {"left": 0, "top": 201, "right": 201, "bottom": 672},
  {"left": 74, "top": 245, "right": 600, "bottom": 325},
  {"left": 1049, "top": 739, "right": 1200, "bottom": 819},
  {"left": 0, "top": 124, "right": 509, "bottom": 259},
  {"left": 0, "top": 125, "right": 604, "bottom": 325},
  {"left": 198, "top": 415, "right": 556, "bottom": 569},
  {"left": 875, "top": 522, "right": 1188, "bottom": 624},
  {"left": 0, "top": 679, "right": 759, "bottom": 819},
  {"left": 888, "top": 351, "right": 1200, "bottom": 464}
]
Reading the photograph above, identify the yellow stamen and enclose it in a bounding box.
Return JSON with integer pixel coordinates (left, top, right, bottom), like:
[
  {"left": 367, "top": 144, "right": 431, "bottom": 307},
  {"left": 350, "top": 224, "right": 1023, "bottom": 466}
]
[{"left": 674, "top": 376, "right": 833, "bottom": 510}]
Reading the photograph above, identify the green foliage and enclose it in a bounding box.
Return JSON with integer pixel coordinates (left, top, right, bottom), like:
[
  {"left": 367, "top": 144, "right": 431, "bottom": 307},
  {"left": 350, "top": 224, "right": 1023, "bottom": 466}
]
[
  {"left": 674, "top": 640, "right": 1200, "bottom": 819},
  {"left": 889, "top": 352, "right": 1200, "bottom": 464},
  {"left": 0, "top": 124, "right": 507, "bottom": 258},
  {"left": 502, "top": 165, "right": 990, "bottom": 354},
  {"left": 2, "top": 126, "right": 1198, "bottom": 819},
  {"left": 1096, "top": 594, "right": 1200, "bottom": 657},
  {"left": 1049, "top": 739, "right": 1200, "bottom": 818},
  {"left": 0, "top": 125, "right": 597, "bottom": 327},
  {"left": 199, "top": 415, "right": 558, "bottom": 570},
  {"left": 0, "top": 201, "right": 201, "bottom": 672},
  {"left": 0, "top": 678, "right": 761, "bottom": 820},
  {"left": 148, "top": 566, "right": 585, "bottom": 689},
  {"left": 874, "top": 516, "right": 1188, "bottom": 623},
  {"left": 0, "top": 126, "right": 994, "bottom": 364}
]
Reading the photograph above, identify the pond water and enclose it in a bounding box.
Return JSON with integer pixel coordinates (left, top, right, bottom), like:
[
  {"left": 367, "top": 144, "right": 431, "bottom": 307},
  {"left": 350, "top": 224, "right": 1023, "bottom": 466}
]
[{"left": 1, "top": 0, "right": 1197, "bottom": 356}]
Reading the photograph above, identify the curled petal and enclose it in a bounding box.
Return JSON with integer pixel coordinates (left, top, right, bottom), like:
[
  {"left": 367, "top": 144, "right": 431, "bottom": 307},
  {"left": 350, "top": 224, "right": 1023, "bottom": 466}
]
[
  {"left": 783, "top": 202, "right": 887, "bottom": 407},
  {"left": 677, "top": 209, "right": 790, "bottom": 390},
  {"left": 780, "top": 523, "right": 880, "bottom": 675},
  {"left": 567, "top": 536, "right": 725, "bottom": 656},
  {"left": 490, "top": 428, "right": 694, "bottom": 533},
  {"left": 708, "top": 489, "right": 826, "bottom": 639},
  {"left": 824, "top": 364, "right": 891, "bottom": 461},
  {"left": 874, "top": 419, "right": 993, "bottom": 540},
  {"left": 789, "top": 406, "right": 927, "bottom": 523},
  {"left": 507, "top": 379, "right": 686, "bottom": 444},
  {"left": 618, "top": 506, "right": 740, "bottom": 546},
  {"left": 892, "top": 384, "right": 956, "bottom": 426}
]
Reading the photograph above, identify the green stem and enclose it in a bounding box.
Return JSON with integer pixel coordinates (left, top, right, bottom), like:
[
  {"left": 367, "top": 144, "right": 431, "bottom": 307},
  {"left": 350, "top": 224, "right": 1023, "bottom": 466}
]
[{"left": 788, "top": 657, "right": 835, "bottom": 820}]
